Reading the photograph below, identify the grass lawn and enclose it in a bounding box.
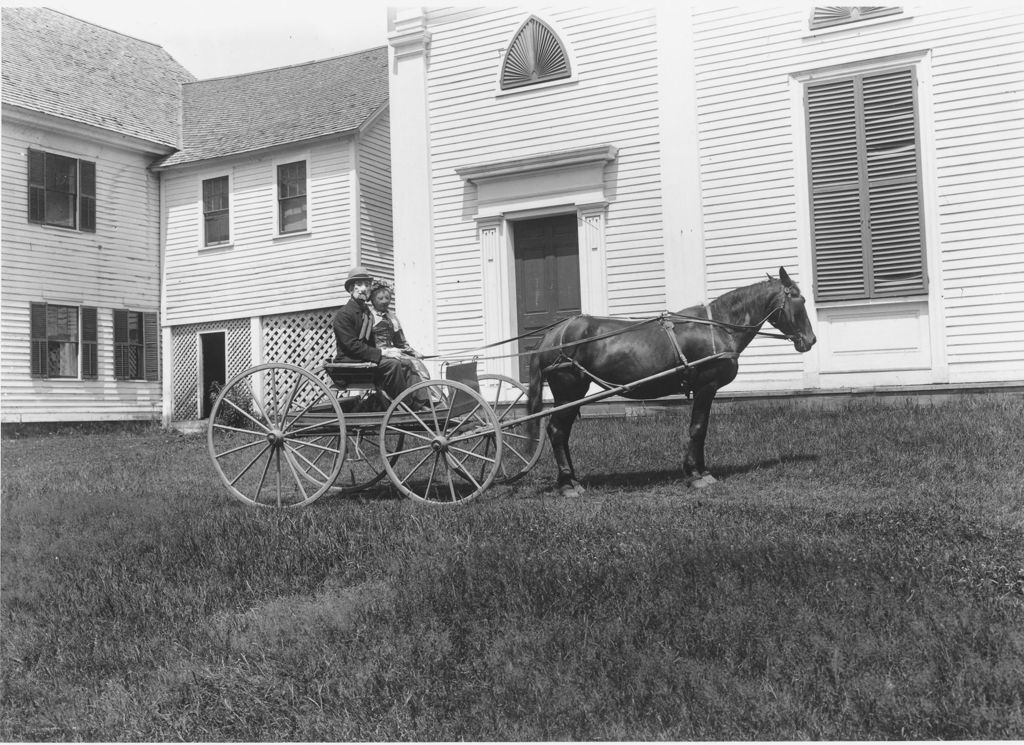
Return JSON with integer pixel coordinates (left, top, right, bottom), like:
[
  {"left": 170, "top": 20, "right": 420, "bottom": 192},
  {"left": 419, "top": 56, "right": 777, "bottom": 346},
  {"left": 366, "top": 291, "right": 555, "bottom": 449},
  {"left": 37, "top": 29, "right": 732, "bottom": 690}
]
[{"left": 2, "top": 396, "right": 1022, "bottom": 740}]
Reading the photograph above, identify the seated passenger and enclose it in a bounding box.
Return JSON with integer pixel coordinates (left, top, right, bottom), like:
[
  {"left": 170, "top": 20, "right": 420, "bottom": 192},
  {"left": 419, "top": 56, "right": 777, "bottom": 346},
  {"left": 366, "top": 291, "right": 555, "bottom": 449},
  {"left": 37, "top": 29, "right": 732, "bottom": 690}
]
[
  {"left": 332, "top": 266, "right": 428, "bottom": 408},
  {"left": 368, "top": 281, "right": 431, "bottom": 385}
]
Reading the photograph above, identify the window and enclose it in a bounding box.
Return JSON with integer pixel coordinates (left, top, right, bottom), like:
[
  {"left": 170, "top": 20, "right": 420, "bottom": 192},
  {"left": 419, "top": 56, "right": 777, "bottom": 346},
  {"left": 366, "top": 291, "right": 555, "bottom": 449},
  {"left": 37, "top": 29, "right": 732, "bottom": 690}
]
[
  {"left": 277, "top": 161, "right": 307, "bottom": 233},
  {"left": 805, "top": 67, "right": 927, "bottom": 301},
  {"left": 27, "top": 150, "right": 96, "bottom": 231},
  {"left": 114, "top": 310, "right": 159, "bottom": 381},
  {"left": 500, "top": 16, "right": 571, "bottom": 90},
  {"left": 202, "top": 176, "right": 230, "bottom": 245},
  {"left": 30, "top": 303, "right": 97, "bottom": 379},
  {"left": 810, "top": 7, "right": 902, "bottom": 30}
]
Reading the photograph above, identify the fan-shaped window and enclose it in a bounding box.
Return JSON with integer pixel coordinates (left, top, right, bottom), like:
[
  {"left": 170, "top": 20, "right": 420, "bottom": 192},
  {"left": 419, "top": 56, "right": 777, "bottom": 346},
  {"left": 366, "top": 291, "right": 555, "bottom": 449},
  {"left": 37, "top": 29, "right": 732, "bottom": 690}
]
[
  {"left": 500, "top": 16, "right": 571, "bottom": 90},
  {"left": 810, "top": 7, "right": 902, "bottom": 30}
]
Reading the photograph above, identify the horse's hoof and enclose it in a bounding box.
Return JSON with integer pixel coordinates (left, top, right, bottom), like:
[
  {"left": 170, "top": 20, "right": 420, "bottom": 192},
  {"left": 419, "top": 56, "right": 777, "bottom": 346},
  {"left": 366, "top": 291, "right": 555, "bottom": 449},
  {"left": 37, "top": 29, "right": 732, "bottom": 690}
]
[
  {"left": 559, "top": 483, "right": 583, "bottom": 497},
  {"left": 688, "top": 473, "right": 718, "bottom": 489}
]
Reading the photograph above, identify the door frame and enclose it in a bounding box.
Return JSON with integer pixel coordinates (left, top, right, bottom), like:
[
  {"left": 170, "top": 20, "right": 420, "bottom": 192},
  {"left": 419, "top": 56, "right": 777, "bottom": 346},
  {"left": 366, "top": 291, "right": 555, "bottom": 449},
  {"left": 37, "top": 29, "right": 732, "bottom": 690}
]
[
  {"left": 478, "top": 204, "right": 608, "bottom": 380},
  {"left": 511, "top": 212, "right": 584, "bottom": 381}
]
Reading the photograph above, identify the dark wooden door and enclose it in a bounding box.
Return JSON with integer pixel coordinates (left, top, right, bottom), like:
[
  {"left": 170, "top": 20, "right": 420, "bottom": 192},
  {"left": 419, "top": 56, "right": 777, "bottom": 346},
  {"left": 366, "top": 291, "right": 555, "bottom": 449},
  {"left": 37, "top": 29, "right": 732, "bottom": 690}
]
[{"left": 513, "top": 214, "right": 581, "bottom": 381}]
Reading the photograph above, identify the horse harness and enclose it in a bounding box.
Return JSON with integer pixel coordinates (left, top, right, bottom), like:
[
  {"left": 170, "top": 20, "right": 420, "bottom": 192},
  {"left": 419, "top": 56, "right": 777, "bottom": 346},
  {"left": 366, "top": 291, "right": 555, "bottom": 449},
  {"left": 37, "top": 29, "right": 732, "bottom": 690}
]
[{"left": 543, "top": 308, "right": 739, "bottom": 399}]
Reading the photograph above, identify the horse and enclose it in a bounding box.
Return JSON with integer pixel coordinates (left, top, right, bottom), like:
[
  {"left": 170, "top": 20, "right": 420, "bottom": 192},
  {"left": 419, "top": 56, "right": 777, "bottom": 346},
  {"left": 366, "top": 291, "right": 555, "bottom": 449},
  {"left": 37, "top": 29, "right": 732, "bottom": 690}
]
[{"left": 525, "top": 267, "right": 817, "bottom": 495}]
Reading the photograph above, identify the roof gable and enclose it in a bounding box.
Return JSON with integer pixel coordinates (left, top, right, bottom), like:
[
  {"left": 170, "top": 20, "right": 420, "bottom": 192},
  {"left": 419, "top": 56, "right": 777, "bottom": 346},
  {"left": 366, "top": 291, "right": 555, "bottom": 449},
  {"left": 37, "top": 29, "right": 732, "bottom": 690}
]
[
  {"left": 1, "top": 7, "right": 195, "bottom": 148},
  {"left": 157, "top": 47, "right": 390, "bottom": 168}
]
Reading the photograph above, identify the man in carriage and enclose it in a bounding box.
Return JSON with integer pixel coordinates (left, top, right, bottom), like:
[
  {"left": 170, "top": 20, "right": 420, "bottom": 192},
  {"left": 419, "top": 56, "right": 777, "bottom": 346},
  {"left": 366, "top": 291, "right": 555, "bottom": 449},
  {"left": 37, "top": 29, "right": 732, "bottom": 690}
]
[{"left": 331, "top": 266, "right": 430, "bottom": 408}]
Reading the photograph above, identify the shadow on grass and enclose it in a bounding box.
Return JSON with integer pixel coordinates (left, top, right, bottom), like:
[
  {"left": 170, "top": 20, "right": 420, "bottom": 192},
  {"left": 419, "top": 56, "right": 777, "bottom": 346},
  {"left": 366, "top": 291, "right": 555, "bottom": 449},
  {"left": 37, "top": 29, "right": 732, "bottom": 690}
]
[{"left": 575, "top": 454, "right": 820, "bottom": 490}]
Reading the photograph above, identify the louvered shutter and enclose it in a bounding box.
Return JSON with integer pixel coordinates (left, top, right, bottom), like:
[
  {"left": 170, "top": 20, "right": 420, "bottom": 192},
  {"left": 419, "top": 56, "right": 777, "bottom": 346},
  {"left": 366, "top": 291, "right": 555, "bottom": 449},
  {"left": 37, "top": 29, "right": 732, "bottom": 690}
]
[
  {"left": 79, "top": 160, "right": 96, "bottom": 232},
  {"left": 113, "top": 309, "right": 129, "bottom": 380},
  {"left": 30, "top": 302, "right": 48, "bottom": 377},
  {"left": 81, "top": 307, "right": 98, "bottom": 379},
  {"left": 862, "top": 69, "right": 927, "bottom": 296},
  {"left": 806, "top": 68, "right": 926, "bottom": 300},
  {"left": 28, "top": 150, "right": 45, "bottom": 223},
  {"left": 807, "top": 78, "right": 866, "bottom": 299},
  {"left": 143, "top": 312, "right": 159, "bottom": 382}
]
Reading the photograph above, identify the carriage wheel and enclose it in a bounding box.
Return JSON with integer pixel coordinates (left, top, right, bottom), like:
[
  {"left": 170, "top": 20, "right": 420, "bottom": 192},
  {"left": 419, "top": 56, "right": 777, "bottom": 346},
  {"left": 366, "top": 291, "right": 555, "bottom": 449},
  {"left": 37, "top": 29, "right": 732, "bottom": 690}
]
[
  {"left": 380, "top": 380, "right": 502, "bottom": 505},
  {"left": 207, "top": 363, "right": 346, "bottom": 508},
  {"left": 478, "top": 373, "right": 545, "bottom": 483}
]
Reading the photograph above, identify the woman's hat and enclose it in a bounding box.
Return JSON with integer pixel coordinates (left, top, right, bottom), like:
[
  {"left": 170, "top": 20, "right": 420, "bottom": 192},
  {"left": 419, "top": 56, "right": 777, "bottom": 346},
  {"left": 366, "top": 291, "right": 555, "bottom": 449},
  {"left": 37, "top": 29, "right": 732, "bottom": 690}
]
[{"left": 344, "top": 265, "right": 374, "bottom": 292}]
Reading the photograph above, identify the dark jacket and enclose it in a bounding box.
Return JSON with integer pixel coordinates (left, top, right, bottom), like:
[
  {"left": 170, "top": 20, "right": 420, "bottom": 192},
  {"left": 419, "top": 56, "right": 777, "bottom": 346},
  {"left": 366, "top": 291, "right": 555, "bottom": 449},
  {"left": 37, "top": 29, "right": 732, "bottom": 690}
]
[{"left": 332, "top": 298, "right": 381, "bottom": 363}]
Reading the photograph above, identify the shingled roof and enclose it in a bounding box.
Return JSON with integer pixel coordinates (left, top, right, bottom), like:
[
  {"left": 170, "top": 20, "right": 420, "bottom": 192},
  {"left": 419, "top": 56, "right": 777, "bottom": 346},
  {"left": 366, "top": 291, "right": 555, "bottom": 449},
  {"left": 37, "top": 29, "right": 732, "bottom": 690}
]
[
  {"left": 1, "top": 7, "right": 195, "bottom": 149},
  {"left": 155, "top": 46, "right": 389, "bottom": 168}
]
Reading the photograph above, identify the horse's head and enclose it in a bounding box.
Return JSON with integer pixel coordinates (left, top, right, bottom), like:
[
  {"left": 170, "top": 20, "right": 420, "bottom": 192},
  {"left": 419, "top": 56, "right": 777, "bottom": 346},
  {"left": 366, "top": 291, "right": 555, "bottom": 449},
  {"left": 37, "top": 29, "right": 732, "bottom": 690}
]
[{"left": 769, "top": 267, "right": 816, "bottom": 353}]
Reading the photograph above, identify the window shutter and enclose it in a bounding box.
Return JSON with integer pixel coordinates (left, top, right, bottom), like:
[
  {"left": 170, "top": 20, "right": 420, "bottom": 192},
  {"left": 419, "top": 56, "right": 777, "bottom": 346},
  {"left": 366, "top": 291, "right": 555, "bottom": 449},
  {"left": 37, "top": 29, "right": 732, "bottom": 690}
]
[
  {"left": 806, "top": 67, "right": 926, "bottom": 301},
  {"left": 79, "top": 160, "right": 96, "bottom": 232},
  {"left": 500, "top": 16, "right": 571, "bottom": 90},
  {"left": 862, "top": 69, "right": 927, "bottom": 296},
  {"left": 807, "top": 78, "right": 867, "bottom": 299},
  {"left": 143, "top": 312, "right": 159, "bottom": 382},
  {"left": 30, "top": 302, "right": 48, "bottom": 378},
  {"left": 28, "top": 150, "right": 45, "bottom": 223},
  {"left": 81, "top": 307, "right": 98, "bottom": 379},
  {"left": 113, "top": 309, "right": 129, "bottom": 380}
]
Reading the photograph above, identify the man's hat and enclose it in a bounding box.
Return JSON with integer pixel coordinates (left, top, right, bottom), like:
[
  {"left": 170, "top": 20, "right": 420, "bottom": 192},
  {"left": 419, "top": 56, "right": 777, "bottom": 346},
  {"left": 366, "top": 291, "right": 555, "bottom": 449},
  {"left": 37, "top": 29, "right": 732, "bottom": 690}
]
[{"left": 344, "top": 265, "right": 374, "bottom": 292}]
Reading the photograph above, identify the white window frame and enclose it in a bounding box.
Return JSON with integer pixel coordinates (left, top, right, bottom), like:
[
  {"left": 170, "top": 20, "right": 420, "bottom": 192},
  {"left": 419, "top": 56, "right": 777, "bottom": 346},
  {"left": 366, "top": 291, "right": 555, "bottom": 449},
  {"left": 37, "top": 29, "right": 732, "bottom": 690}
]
[
  {"left": 271, "top": 152, "right": 312, "bottom": 239},
  {"left": 789, "top": 50, "right": 948, "bottom": 384},
  {"left": 198, "top": 171, "right": 233, "bottom": 249}
]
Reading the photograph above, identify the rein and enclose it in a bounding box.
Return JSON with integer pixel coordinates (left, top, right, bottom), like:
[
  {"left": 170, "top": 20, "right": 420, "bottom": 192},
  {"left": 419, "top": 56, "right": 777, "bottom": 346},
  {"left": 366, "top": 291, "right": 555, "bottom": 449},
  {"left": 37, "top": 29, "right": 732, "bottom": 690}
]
[{"left": 424, "top": 292, "right": 796, "bottom": 362}]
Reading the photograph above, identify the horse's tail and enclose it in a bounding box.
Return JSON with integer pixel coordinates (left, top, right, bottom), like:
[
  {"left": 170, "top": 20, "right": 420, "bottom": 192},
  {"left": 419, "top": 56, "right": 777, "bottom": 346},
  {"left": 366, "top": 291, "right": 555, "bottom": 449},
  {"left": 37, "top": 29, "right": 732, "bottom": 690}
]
[{"left": 526, "top": 342, "right": 545, "bottom": 443}]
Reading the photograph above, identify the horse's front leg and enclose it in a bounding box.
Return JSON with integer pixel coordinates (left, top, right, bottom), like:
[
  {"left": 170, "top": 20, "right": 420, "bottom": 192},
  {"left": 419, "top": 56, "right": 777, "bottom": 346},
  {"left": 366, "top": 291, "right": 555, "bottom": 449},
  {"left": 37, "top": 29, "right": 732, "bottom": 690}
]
[{"left": 684, "top": 384, "right": 720, "bottom": 488}]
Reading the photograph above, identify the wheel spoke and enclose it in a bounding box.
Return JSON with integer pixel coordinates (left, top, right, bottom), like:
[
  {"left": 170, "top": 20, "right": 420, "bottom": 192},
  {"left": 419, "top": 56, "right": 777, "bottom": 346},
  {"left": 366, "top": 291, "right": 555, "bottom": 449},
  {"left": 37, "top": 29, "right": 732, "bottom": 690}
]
[
  {"left": 281, "top": 445, "right": 311, "bottom": 501},
  {"left": 396, "top": 448, "right": 436, "bottom": 483},
  {"left": 224, "top": 442, "right": 272, "bottom": 487},
  {"left": 444, "top": 460, "right": 458, "bottom": 502},
  {"left": 214, "top": 433, "right": 269, "bottom": 459},
  {"left": 384, "top": 422, "right": 435, "bottom": 445},
  {"left": 253, "top": 446, "right": 274, "bottom": 504},
  {"left": 281, "top": 378, "right": 332, "bottom": 433},
  {"left": 285, "top": 440, "right": 337, "bottom": 482},
  {"left": 219, "top": 396, "right": 272, "bottom": 433}
]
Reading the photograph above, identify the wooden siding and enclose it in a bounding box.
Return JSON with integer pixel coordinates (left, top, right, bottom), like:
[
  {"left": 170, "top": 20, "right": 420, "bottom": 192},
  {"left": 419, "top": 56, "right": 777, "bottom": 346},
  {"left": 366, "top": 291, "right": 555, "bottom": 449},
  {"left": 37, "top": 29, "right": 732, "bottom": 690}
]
[
  {"left": 1, "top": 119, "right": 162, "bottom": 422},
  {"left": 357, "top": 110, "right": 395, "bottom": 286},
  {"left": 422, "top": 6, "right": 666, "bottom": 358},
  {"left": 162, "top": 137, "right": 359, "bottom": 327},
  {"left": 692, "top": 5, "right": 1024, "bottom": 388}
]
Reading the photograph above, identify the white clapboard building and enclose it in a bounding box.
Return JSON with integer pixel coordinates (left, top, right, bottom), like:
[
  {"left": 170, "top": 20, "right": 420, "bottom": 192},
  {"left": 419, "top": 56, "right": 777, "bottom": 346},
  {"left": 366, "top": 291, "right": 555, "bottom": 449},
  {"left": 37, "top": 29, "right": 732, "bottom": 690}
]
[
  {"left": 1, "top": 8, "right": 194, "bottom": 424},
  {"left": 387, "top": 4, "right": 1024, "bottom": 395},
  {"left": 152, "top": 49, "right": 393, "bottom": 425}
]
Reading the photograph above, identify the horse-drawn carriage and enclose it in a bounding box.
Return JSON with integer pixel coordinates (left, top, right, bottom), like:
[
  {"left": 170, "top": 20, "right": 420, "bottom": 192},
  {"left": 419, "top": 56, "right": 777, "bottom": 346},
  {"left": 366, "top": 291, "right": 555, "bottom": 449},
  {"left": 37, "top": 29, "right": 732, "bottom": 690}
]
[
  {"left": 207, "top": 359, "right": 545, "bottom": 507},
  {"left": 207, "top": 268, "right": 816, "bottom": 507}
]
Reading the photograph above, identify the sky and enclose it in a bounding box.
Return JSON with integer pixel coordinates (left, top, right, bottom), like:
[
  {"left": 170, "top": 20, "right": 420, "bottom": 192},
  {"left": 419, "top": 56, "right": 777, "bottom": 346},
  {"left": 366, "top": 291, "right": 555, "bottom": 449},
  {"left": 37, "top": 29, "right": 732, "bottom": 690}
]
[{"left": 3, "top": 0, "right": 394, "bottom": 79}]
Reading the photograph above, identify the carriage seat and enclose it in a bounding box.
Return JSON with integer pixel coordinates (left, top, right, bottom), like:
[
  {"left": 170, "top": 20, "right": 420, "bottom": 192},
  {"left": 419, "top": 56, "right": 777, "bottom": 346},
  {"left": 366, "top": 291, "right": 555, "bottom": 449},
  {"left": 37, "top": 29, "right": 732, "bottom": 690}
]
[
  {"left": 323, "top": 361, "right": 390, "bottom": 413},
  {"left": 323, "top": 361, "right": 379, "bottom": 391}
]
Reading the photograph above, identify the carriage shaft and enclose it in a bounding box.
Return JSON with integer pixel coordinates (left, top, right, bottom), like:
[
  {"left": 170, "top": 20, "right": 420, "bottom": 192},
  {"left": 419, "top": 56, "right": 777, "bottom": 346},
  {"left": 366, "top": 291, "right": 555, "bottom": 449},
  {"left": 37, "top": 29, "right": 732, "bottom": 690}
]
[{"left": 501, "top": 351, "right": 737, "bottom": 430}]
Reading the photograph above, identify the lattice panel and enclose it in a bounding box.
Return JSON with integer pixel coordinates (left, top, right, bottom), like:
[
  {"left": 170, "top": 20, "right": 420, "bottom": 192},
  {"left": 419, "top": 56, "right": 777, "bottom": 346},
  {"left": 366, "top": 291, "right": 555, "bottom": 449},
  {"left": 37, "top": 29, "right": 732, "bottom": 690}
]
[
  {"left": 170, "top": 319, "right": 251, "bottom": 420},
  {"left": 260, "top": 308, "right": 336, "bottom": 409}
]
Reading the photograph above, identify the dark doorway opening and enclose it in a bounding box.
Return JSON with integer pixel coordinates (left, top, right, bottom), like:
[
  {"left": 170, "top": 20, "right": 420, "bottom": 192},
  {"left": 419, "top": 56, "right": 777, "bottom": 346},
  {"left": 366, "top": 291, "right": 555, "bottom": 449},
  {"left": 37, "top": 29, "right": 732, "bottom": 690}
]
[
  {"left": 200, "top": 332, "right": 226, "bottom": 419},
  {"left": 513, "top": 214, "right": 582, "bottom": 381}
]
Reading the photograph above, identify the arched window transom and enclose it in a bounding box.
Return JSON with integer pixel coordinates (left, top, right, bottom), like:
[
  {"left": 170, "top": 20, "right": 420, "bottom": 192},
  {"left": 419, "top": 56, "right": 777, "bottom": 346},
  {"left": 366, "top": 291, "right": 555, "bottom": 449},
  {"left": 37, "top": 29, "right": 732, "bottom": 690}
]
[{"left": 500, "top": 16, "right": 571, "bottom": 90}]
